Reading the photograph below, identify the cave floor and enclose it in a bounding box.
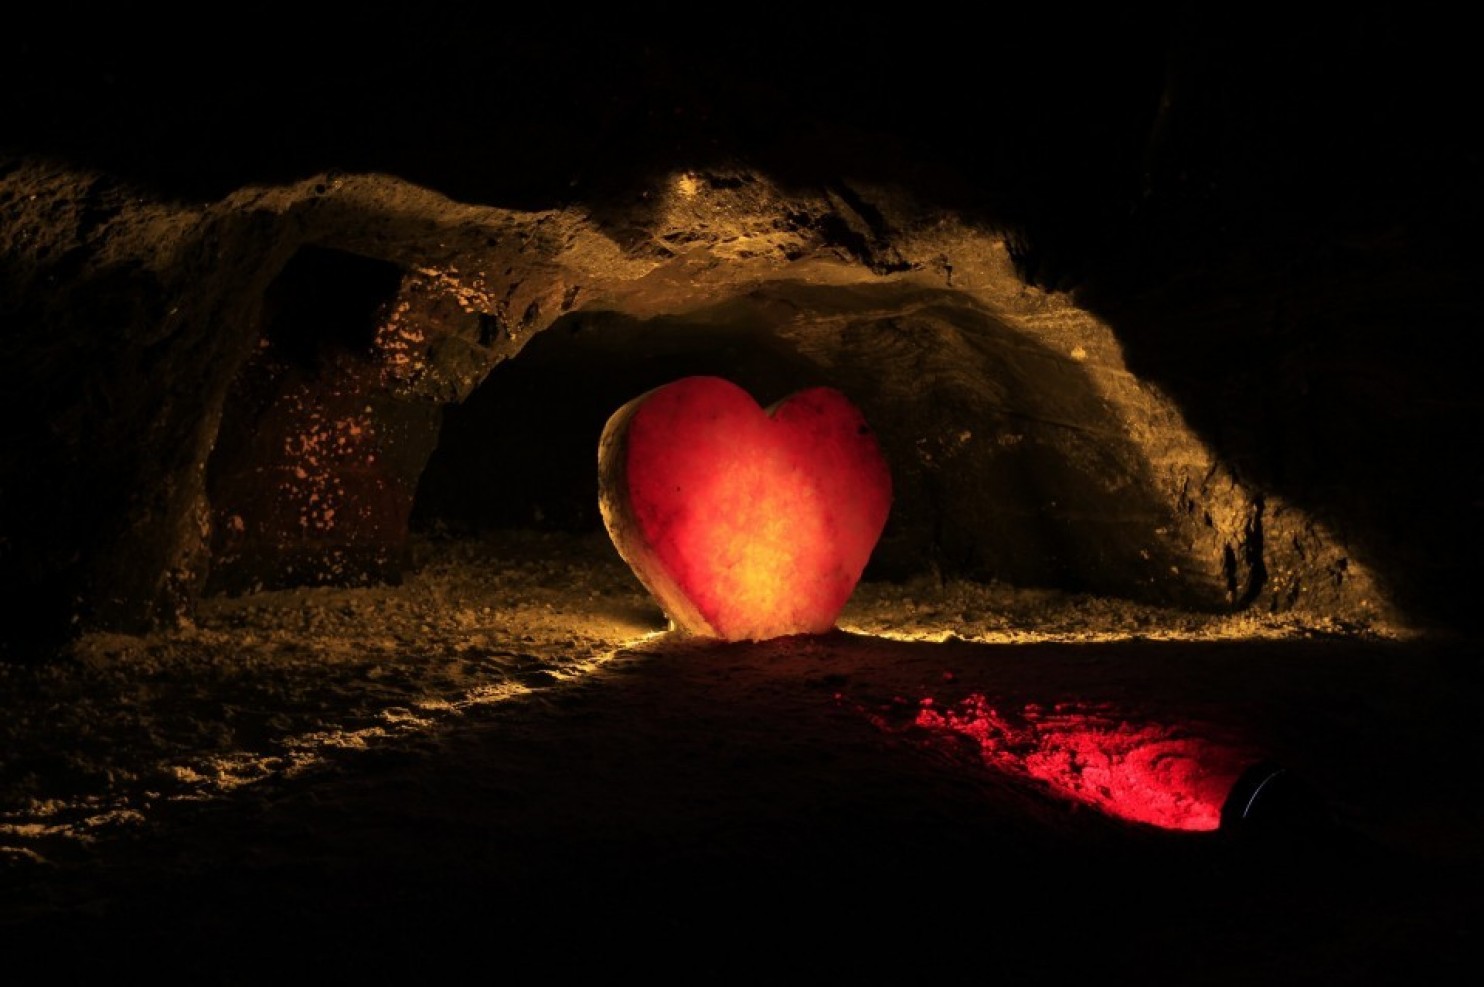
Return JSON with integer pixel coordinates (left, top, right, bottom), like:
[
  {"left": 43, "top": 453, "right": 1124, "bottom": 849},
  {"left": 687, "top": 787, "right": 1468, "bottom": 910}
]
[{"left": 1, "top": 531, "right": 1479, "bottom": 981}]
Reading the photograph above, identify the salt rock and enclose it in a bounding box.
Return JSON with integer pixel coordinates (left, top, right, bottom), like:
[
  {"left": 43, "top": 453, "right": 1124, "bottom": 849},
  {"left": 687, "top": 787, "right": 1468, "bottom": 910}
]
[{"left": 599, "top": 376, "right": 892, "bottom": 641}]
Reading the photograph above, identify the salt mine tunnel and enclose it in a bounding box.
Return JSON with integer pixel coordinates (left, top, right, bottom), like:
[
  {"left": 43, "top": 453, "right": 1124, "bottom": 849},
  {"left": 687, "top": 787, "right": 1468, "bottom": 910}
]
[{"left": 1, "top": 14, "right": 1480, "bottom": 982}]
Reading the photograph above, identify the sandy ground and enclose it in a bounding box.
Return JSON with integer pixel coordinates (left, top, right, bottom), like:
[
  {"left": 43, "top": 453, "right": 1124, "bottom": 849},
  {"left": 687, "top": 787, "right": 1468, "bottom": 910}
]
[{"left": 2, "top": 530, "right": 1480, "bottom": 981}]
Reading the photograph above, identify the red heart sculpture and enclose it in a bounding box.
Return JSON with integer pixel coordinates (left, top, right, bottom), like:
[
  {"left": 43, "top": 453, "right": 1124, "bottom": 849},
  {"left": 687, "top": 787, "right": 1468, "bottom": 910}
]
[{"left": 599, "top": 376, "right": 892, "bottom": 641}]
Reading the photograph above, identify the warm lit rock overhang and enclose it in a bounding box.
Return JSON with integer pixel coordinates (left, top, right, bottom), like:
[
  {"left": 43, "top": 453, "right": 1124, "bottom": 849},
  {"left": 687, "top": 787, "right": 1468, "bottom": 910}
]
[{"left": 0, "top": 160, "right": 1388, "bottom": 657}]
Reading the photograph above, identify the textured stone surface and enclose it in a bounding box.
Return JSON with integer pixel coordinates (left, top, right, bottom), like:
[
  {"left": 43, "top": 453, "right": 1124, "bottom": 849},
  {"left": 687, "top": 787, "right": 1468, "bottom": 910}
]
[
  {"left": 2, "top": 19, "right": 1478, "bottom": 655},
  {"left": 0, "top": 160, "right": 1403, "bottom": 656}
]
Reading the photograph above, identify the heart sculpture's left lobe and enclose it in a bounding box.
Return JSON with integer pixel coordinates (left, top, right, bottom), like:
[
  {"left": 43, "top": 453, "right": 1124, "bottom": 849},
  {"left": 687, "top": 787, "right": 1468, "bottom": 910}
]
[{"left": 599, "top": 376, "right": 892, "bottom": 642}]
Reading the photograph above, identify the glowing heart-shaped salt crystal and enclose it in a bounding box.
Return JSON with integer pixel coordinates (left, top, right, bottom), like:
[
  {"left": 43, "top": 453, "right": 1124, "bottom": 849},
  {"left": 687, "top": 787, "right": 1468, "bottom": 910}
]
[{"left": 599, "top": 376, "right": 892, "bottom": 641}]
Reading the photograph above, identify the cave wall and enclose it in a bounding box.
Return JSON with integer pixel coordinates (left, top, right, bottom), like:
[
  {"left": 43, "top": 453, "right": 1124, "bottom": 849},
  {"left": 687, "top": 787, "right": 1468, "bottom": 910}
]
[
  {"left": 2, "top": 16, "right": 1476, "bottom": 655},
  {"left": 1064, "top": 19, "right": 1484, "bottom": 632},
  {"left": 0, "top": 159, "right": 1392, "bottom": 658}
]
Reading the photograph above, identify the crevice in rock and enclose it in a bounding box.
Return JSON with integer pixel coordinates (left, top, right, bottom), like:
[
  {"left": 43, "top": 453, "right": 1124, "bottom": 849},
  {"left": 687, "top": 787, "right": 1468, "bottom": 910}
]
[{"left": 1240, "top": 494, "right": 1268, "bottom": 609}]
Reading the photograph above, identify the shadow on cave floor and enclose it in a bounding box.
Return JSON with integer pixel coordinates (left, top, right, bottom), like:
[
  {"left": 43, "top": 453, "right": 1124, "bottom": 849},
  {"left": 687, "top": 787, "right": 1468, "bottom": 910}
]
[{"left": 0, "top": 535, "right": 1478, "bottom": 979}]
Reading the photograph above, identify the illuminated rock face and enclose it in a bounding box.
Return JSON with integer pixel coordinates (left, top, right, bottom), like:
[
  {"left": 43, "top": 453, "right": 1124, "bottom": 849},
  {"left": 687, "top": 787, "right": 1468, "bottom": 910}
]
[{"left": 600, "top": 376, "right": 892, "bottom": 642}]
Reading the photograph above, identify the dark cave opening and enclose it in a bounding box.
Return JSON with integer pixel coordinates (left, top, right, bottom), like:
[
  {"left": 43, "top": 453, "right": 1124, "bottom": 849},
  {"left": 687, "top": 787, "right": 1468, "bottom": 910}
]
[
  {"left": 257, "top": 244, "right": 402, "bottom": 362},
  {"left": 411, "top": 308, "right": 826, "bottom": 537},
  {"left": 407, "top": 282, "right": 1233, "bottom": 610}
]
